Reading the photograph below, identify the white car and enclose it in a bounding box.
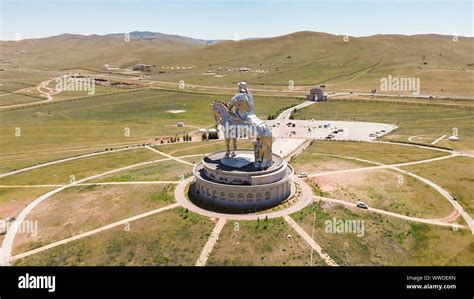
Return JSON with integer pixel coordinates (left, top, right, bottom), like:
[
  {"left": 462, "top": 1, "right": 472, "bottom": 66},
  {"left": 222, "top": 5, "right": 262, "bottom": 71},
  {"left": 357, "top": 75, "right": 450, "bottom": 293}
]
[
  {"left": 297, "top": 172, "right": 307, "bottom": 178},
  {"left": 356, "top": 201, "right": 368, "bottom": 209}
]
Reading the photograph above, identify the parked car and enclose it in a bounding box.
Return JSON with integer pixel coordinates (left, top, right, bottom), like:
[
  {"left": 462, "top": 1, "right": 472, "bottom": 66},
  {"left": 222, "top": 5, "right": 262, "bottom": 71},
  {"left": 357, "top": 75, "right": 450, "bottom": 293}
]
[{"left": 297, "top": 172, "right": 307, "bottom": 178}]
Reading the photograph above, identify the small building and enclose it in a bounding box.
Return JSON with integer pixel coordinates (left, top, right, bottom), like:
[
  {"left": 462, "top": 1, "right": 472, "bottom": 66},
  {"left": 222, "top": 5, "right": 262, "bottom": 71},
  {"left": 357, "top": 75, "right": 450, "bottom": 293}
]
[
  {"left": 110, "top": 81, "right": 134, "bottom": 87},
  {"left": 94, "top": 78, "right": 108, "bottom": 85},
  {"left": 306, "top": 85, "right": 327, "bottom": 102},
  {"left": 133, "top": 64, "right": 152, "bottom": 72}
]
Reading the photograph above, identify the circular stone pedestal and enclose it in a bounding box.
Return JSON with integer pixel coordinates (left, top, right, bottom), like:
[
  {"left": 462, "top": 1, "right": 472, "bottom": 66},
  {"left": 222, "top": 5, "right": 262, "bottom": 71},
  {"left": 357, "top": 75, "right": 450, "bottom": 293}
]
[{"left": 191, "top": 150, "right": 293, "bottom": 209}]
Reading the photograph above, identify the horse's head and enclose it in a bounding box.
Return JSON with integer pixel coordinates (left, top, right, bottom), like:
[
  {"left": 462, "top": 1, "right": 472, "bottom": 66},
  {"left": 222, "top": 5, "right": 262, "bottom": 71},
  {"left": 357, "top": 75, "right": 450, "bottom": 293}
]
[{"left": 212, "top": 101, "right": 226, "bottom": 124}]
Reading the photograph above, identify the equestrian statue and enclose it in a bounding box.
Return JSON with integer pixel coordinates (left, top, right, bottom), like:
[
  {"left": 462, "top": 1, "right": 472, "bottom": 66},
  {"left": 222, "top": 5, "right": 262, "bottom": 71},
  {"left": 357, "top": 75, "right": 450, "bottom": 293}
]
[{"left": 212, "top": 82, "right": 273, "bottom": 170}]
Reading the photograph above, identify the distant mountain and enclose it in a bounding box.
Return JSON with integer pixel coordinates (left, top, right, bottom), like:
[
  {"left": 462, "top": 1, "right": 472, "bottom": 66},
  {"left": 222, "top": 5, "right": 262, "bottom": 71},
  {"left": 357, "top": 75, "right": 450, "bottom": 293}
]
[{"left": 105, "top": 31, "right": 223, "bottom": 45}]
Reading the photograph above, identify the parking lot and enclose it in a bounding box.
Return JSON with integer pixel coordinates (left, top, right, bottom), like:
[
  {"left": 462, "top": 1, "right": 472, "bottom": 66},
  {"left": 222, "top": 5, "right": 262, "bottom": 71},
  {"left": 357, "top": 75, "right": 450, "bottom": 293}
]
[{"left": 267, "top": 119, "right": 398, "bottom": 142}]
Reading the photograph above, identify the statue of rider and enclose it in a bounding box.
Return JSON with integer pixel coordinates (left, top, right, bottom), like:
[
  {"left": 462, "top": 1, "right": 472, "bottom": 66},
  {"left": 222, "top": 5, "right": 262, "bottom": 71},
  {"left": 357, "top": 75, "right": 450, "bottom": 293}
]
[
  {"left": 227, "top": 82, "right": 271, "bottom": 168},
  {"left": 227, "top": 82, "right": 259, "bottom": 127}
]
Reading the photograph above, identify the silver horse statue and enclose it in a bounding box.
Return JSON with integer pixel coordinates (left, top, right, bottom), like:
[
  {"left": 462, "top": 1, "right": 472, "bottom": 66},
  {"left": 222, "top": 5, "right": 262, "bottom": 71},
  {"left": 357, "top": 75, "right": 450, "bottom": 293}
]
[{"left": 212, "top": 82, "right": 273, "bottom": 170}]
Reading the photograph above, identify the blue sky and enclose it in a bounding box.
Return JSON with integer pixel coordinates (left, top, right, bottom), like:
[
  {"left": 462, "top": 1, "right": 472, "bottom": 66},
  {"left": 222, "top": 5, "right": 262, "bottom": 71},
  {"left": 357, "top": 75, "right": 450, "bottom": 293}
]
[{"left": 1, "top": 0, "right": 472, "bottom": 40}]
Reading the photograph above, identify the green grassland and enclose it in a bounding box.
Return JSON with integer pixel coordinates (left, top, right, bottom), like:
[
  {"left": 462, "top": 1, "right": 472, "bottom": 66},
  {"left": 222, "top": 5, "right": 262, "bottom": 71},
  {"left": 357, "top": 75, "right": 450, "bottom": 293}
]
[
  {"left": 0, "top": 89, "right": 301, "bottom": 172},
  {"left": 0, "top": 81, "right": 126, "bottom": 107},
  {"left": 14, "top": 208, "right": 214, "bottom": 266},
  {"left": 332, "top": 95, "right": 474, "bottom": 109},
  {"left": 312, "top": 169, "right": 454, "bottom": 218},
  {"left": 293, "top": 102, "right": 474, "bottom": 151},
  {"left": 292, "top": 141, "right": 448, "bottom": 165},
  {"left": 402, "top": 156, "right": 474, "bottom": 215},
  {"left": 0, "top": 187, "right": 54, "bottom": 219},
  {"left": 13, "top": 184, "right": 177, "bottom": 255},
  {"left": 92, "top": 159, "right": 194, "bottom": 183},
  {"left": 293, "top": 202, "right": 474, "bottom": 266},
  {"left": 48, "top": 85, "right": 129, "bottom": 101},
  {"left": 0, "top": 82, "right": 34, "bottom": 94},
  {"left": 0, "top": 93, "right": 43, "bottom": 106},
  {"left": 290, "top": 153, "right": 371, "bottom": 175},
  {"left": 207, "top": 218, "right": 323, "bottom": 266},
  {"left": 0, "top": 147, "right": 160, "bottom": 184},
  {"left": 0, "top": 81, "right": 42, "bottom": 106},
  {"left": 0, "top": 70, "right": 62, "bottom": 86}
]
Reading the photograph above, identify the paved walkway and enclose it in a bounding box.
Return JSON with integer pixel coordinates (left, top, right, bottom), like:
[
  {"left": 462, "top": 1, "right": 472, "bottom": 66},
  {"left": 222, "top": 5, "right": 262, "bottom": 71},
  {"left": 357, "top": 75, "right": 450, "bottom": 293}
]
[
  {"left": 431, "top": 135, "right": 447, "bottom": 145},
  {"left": 145, "top": 146, "right": 194, "bottom": 166},
  {"left": 195, "top": 218, "right": 227, "bottom": 266},
  {"left": 283, "top": 215, "right": 338, "bottom": 266},
  {"left": 174, "top": 177, "right": 313, "bottom": 221}
]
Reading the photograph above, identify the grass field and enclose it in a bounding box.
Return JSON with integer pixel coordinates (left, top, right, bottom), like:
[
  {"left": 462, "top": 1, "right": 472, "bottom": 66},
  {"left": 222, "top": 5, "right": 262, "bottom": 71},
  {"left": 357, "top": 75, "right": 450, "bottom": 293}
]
[
  {"left": 207, "top": 218, "right": 323, "bottom": 266},
  {"left": 92, "top": 159, "right": 194, "bottom": 183},
  {"left": 0, "top": 81, "right": 126, "bottom": 107},
  {"left": 0, "top": 89, "right": 301, "bottom": 172},
  {"left": 402, "top": 156, "right": 474, "bottom": 215},
  {"left": 293, "top": 101, "right": 474, "bottom": 152},
  {"left": 291, "top": 141, "right": 448, "bottom": 165},
  {"left": 311, "top": 169, "right": 453, "bottom": 218},
  {"left": 13, "top": 184, "right": 177, "bottom": 255},
  {"left": 0, "top": 147, "right": 160, "bottom": 184},
  {"left": 0, "top": 93, "right": 44, "bottom": 106},
  {"left": 293, "top": 202, "right": 474, "bottom": 266},
  {"left": 14, "top": 208, "right": 214, "bottom": 266},
  {"left": 0, "top": 187, "right": 54, "bottom": 219},
  {"left": 291, "top": 153, "right": 371, "bottom": 175}
]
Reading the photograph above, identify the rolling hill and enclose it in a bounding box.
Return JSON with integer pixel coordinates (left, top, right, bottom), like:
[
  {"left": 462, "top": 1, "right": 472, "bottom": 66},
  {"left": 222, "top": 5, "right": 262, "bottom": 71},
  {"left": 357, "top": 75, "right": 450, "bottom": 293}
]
[{"left": 1, "top": 31, "right": 473, "bottom": 95}]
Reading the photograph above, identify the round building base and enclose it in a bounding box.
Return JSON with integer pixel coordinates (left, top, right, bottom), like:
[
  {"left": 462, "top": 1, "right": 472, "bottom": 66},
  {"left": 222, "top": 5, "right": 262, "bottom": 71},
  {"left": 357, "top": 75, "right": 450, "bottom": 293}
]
[{"left": 190, "top": 150, "right": 294, "bottom": 210}]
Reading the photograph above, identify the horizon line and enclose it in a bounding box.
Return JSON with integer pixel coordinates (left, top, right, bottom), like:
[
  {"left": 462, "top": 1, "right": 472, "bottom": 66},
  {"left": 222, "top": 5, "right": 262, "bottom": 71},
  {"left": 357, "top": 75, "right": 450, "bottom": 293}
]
[{"left": 1, "top": 30, "right": 472, "bottom": 42}]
